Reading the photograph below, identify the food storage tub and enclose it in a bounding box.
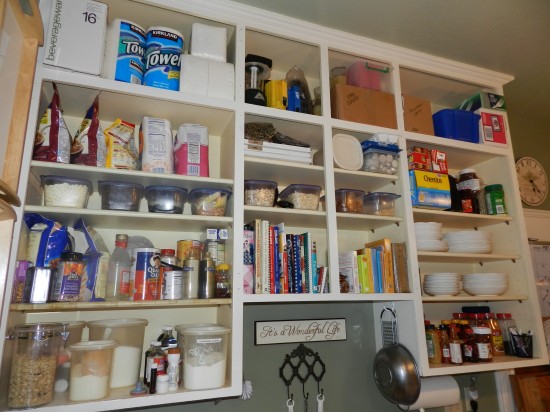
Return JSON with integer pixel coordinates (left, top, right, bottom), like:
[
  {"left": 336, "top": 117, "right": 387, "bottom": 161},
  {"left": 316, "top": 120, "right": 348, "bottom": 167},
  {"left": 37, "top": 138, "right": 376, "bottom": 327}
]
[
  {"left": 278, "top": 184, "right": 322, "bottom": 210},
  {"left": 98, "top": 181, "right": 144, "bottom": 211},
  {"left": 363, "top": 192, "right": 401, "bottom": 216},
  {"left": 188, "top": 188, "right": 231, "bottom": 216},
  {"left": 68, "top": 340, "right": 118, "bottom": 401},
  {"left": 88, "top": 318, "right": 148, "bottom": 388},
  {"left": 244, "top": 179, "right": 277, "bottom": 207},
  {"left": 145, "top": 185, "right": 188, "bottom": 214},
  {"left": 41, "top": 175, "right": 92, "bottom": 208},
  {"left": 182, "top": 325, "right": 231, "bottom": 390},
  {"left": 362, "top": 148, "right": 400, "bottom": 175},
  {"left": 174, "top": 323, "right": 216, "bottom": 383},
  {"left": 54, "top": 321, "right": 88, "bottom": 393},
  {"left": 432, "top": 109, "right": 481, "bottom": 142},
  {"left": 335, "top": 189, "right": 365, "bottom": 213},
  {"left": 7, "top": 323, "right": 65, "bottom": 409}
]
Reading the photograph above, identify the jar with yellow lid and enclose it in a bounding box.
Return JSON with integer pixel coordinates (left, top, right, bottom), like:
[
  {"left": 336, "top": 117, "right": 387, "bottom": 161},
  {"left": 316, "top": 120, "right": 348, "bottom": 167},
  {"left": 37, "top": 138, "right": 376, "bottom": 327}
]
[{"left": 215, "top": 264, "right": 231, "bottom": 298}]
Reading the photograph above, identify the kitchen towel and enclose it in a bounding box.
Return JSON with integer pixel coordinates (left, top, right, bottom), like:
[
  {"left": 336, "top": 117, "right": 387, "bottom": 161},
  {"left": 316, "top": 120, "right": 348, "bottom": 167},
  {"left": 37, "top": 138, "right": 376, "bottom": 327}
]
[{"left": 400, "top": 376, "right": 459, "bottom": 410}]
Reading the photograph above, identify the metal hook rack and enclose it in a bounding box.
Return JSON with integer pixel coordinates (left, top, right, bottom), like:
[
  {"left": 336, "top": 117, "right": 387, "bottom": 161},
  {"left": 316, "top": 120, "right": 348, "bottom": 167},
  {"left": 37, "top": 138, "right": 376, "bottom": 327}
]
[{"left": 279, "top": 343, "right": 326, "bottom": 402}]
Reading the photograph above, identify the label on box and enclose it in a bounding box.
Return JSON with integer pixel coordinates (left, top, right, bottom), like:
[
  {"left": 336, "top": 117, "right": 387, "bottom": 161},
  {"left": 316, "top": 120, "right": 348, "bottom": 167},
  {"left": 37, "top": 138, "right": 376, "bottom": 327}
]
[
  {"left": 407, "top": 146, "right": 431, "bottom": 171},
  {"left": 477, "top": 109, "right": 508, "bottom": 147},
  {"left": 409, "top": 170, "right": 451, "bottom": 209},
  {"left": 430, "top": 149, "right": 448, "bottom": 174},
  {"left": 42, "top": 0, "right": 107, "bottom": 75}
]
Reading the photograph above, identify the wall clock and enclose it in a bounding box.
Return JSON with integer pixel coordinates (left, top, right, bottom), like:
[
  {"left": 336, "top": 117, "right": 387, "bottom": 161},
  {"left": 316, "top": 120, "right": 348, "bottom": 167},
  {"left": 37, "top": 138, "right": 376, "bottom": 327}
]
[{"left": 515, "top": 156, "right": 548, "bottom": 206}]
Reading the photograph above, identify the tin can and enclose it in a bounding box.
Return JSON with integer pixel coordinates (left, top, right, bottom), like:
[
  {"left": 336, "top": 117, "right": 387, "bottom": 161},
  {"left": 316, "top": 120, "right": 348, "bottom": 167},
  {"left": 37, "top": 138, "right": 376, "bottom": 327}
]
[
  {"left": 176, "top": 240, "right": 202, "bottom": 267},
  {"left": 182, "top": 256, "right": 199, "bottom": 298},
  {"left": 198, "top": 254, "right": 216, "bottom": 299},
  {"left": 162, "top": 270, "right": 183, "bottom": 300},
  {"left": 130, "top": 248, "right": 161, "bottom": 301},
  {"left": 159, "top": 249, "right": 176, "bottom": 300},
  {"left": 206, "top": 239, "right": 225, "bottom": 266}
]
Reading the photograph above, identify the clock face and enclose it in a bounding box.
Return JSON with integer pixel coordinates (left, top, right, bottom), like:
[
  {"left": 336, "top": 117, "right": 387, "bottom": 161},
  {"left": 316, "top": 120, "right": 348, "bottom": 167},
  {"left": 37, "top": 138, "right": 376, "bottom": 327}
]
[{"left": 516, "top": 156, "right": 548, "bottom": 206}]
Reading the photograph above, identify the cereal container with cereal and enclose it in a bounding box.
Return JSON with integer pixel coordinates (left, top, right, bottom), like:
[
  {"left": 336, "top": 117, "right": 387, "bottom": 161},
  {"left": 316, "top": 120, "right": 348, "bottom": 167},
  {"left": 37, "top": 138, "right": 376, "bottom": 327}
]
[
  {"left": 7, "top": 323, "right": 65, "bottom": 409},
  {"left": 278, "top": 184, "right": 321, "bottom": 210}
]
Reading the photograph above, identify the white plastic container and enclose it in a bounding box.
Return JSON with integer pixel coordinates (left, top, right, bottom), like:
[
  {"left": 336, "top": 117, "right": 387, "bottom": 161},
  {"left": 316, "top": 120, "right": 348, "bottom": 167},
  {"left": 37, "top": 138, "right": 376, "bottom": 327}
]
[
  {"left": 87, "top": 319, "right": 148, "bottom": 388},
  {"left": 182, "top": 325, "right": 230, "bottom": 390}
]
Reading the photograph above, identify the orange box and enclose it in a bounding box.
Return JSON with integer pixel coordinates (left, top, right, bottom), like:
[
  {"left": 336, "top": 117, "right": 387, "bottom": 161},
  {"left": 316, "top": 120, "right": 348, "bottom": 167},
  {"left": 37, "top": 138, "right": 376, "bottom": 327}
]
[
  {"left": 407, "top": 146, "right": 431, "bottom": 171},
  {"left": 402, "top": 95, "right": 434, "bottom": 135}
]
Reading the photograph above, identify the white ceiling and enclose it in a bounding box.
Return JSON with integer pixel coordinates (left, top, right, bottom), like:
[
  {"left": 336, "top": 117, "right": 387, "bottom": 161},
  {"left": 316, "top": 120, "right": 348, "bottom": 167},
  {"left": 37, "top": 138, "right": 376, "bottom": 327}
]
[{"left": 231, "top": 0, "right": 550, "bottom": 122}]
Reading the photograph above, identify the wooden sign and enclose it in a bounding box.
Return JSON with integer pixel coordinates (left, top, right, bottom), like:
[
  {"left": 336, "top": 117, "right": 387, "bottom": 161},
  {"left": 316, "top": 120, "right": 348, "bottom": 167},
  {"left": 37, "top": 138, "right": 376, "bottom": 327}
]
[{"left": 254, "top": 318, "right": 347, "bottom": 345}]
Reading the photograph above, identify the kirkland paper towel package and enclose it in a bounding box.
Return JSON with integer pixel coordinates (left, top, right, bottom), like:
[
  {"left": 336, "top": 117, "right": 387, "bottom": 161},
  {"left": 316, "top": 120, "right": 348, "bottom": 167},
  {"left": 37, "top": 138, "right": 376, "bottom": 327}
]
[
  {"left": 144, "top": 27, "right": 184, "bottom": 91},
  {"left": 102, "top": 19, "right": 146, "bottom": 84},
  {"left": 41, "top": 0, "right": 107, "bottom": 75}
]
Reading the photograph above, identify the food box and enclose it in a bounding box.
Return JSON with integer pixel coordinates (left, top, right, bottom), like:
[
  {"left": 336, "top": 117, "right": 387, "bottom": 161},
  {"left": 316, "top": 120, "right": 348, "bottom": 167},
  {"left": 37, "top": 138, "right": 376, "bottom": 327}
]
[
  {"left": 457, "top": 91, "right": 506, "bottom": 112},
  {"left": 279, "top": 184, "right": 321, "bottom": 210},
  {"left": 476, "top": 108, "right": 509, "bottom": 147},
  {"left": 432, "top": 109, "right": 480, "bottom": 143},
  {"left": 430, "top": 149, "right": 448, "bottom": 174},
  {"left": 331, "top": 84, "right": 397, "bottom": 128},
  {"left": 409, "top": 170, "right": 451, "bottom": 209},
  {"left": 402, "top": 95, "right": 434, "bottom": 135},
  {"left": 188, "top": 188, "right": 231, "bottom": 216},
  {"left": 407, "top": 146, "right": 431, "bottom": 171}
]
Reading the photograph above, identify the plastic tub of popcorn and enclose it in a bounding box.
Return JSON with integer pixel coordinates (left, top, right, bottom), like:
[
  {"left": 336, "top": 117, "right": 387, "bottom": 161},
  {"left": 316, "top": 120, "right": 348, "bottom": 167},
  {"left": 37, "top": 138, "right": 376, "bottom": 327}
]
[
  {"left": 188, "top": 188, "right": 232, "bottom": 216},
  {"left": 278, "top": 184, "right": 322, "bottom": 210},
  {"left": 363, "top": 192, "right": 401, "bottom": 216},
  {"left": 41, "top": 175, "right": 93, "bottom": 208},
  {"left": 244, "top": 180, "right": 277, "bottom": 207}
]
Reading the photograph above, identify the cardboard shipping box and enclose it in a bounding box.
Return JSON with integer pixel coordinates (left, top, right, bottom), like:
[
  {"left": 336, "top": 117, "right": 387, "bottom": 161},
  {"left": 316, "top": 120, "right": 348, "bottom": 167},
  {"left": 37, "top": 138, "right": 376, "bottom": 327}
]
[
  {"left": 402, "top": 95, "right": 434, "bottom": 135},
  {"left": 331, "top": 84, "right": 397, "bottom": 129}
]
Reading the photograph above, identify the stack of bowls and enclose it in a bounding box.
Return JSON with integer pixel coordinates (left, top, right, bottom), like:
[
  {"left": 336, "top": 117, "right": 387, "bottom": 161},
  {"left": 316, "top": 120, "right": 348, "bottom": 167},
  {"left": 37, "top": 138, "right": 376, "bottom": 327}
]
[
  {"left": 443, "top": 230, "right": 492, "bottom": 254},
  {"left": 462, "top": 273, "right": 508, "bottom": 296},
  {"left": 423, "top": 273, "right": 461, "bottom": 296},
  {"left": 414, "top": 222, "right": 448, "bottom": 252}
]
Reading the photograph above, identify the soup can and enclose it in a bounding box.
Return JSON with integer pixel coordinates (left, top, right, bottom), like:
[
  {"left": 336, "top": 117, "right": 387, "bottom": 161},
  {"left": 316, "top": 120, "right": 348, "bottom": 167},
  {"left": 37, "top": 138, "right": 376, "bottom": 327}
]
[
  {"left": 176, "top": 240, "right": 202, "bottom": 267},
  {"left": 130, "top": 248, "right": 161, "bottom": 300},
  {"left": 162, "top": 270, "right": 183, "bottom": 300}
]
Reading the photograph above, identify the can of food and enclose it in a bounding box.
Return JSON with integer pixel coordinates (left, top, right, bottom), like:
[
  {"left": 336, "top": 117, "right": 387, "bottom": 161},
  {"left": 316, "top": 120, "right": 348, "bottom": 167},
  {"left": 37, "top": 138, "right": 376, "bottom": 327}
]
[
  {"left": 182, "top": 256, "right": 199, "bottom": 298},
  {"left": 206, "top": 239, "right": 225, "bottom": 266},
  {"left": 162, "top": 270, "right": 183, "bottom": 300},
  {"left": 159, "top": 249, "right": 176, "bottom": 300},
  {"left": 176, "top": 240, "right": 202, "bottom": 267},
  {"left": 130, "top": 248, "right": 161, "bottom": 300}
]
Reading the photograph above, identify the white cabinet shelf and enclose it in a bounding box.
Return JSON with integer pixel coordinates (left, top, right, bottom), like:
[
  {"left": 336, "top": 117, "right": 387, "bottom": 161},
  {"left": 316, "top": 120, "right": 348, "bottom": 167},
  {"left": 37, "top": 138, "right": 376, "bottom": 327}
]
[{"left": 1, "top": 0, "right": 547, "bottom": 410}]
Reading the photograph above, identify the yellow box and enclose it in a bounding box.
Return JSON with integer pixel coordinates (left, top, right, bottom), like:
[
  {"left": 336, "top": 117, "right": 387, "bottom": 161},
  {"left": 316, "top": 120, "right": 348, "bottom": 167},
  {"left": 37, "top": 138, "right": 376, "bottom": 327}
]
[{"left": 409, "top": 170, "right": 451, "bottom": 209}]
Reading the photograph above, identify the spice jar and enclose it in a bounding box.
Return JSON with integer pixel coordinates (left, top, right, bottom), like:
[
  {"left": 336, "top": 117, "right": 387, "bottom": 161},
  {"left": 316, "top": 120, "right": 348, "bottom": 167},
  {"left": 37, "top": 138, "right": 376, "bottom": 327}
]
[
  {"left": 215, "top": 263, "right": 232, "bottom": 298},
  {"left": 485, "top": 184, "right": 507, "bottom": 215},
  {"left": 7, "top": 323, "right": 65, "bottom": 409},
  {"left": 486, "top": 313, "right": 505, "bottom": 356},
  {"left": 473, "top": 327, "right": 493, "bottom": 362},
  {"left": 457, "top": 169, "right": 481, "bottom": 213}
]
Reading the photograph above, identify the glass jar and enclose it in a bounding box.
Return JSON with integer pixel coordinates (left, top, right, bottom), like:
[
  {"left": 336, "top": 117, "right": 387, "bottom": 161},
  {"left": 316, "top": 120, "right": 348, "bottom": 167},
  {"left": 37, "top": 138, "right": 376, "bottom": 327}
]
[
  {"left": 457, "top": 168, "right": 481, "bottom": 213},
  {"left": 7, "top": 323, "right": 65, "bottom": 408},
  {"left": 426, "top": 324, "right": 442, "bottom": 364},
  {"left": 486, "top": 313, "right": 505, "bottom": 356},
  {"left": 215, "top": 263, "right": 232, "bottom": 298},
  {"left": 473, "top": 327, "right": 493, "bottom": 362},
  {"left": 462, "top": 327, "right": 476, "bottom": 362},
  {"left": 485, "top": 184, "right": 507, "bottom": 215},
  {"left": 438, "top": 322, "right": 452, "bottom": 364}
]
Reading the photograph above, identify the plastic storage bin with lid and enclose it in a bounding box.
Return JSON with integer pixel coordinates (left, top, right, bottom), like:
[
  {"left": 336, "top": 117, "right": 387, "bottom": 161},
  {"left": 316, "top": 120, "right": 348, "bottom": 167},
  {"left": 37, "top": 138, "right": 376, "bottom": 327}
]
[
  {"left": 87, "top": 318, "right": 148, "bottom": 388},
  {"left": 41, "top": 175, "right": 93, "bottom": 208},
  {"left": 279, "top": 184, "right": 322, "bottom": 210},
  {"left": 188, "top": 188, "right": 231, "bottom": 216},
  {"left": 346, "top": 59, "right": 390, "bottom": 91},
  {"left": 145, "top": 185, "right": 188, "bottom": 214},
  {"left": 244, "top": 179, "right": 278, "bottom": 207},
  {"left": 54, "top": 320, "right": 88, "bottom": 394},
  {"left": 98, "top": 181, "right": 144, "bottom": 211},
  {"left": 432, "top": 109, "right": 481, "bottom": 142},
  {"left": 181, "top": 325, "right": 231, "bottom": 390},
  {"left": 335, "top": 189, "right": 365, "bottom": 213},
  {"left": 361, "top": 139, "right": 400, "bottom": 175},
  {"left": 68, "top": 340, "right": 118, "bottom": 401},
  {"left": 363, "top": 192, "right": 401, "bottom": 216}
]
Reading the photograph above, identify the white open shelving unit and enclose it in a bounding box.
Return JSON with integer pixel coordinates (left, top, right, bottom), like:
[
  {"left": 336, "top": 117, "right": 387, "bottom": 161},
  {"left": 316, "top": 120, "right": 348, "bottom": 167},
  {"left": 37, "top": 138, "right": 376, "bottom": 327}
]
[{"left": 0, "top": 0, "right": 547, "bottom": 410}]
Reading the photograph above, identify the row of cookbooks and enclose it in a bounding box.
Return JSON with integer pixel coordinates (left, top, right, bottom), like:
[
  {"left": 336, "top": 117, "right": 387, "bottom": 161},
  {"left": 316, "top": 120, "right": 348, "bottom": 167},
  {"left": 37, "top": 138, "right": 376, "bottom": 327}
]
[
  {"left": 338, "top": 239, "right": 410, "bottom": 294},
  {"left": 243, "top": 220, "right": 329, "bottom": 294}
]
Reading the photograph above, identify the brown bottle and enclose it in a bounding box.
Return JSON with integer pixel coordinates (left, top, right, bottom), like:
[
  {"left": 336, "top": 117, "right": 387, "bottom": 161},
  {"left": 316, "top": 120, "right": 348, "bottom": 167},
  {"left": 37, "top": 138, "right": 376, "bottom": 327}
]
[{"left": 457, "top": 169, "right": 481, "bottom": 213}]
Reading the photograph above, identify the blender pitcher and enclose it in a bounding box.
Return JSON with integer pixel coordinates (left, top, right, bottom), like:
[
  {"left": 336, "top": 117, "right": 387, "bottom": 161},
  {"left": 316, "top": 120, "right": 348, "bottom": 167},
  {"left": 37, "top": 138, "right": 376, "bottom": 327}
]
[{"left": 244, "top": 54, "right": 272, "bottom": 106}]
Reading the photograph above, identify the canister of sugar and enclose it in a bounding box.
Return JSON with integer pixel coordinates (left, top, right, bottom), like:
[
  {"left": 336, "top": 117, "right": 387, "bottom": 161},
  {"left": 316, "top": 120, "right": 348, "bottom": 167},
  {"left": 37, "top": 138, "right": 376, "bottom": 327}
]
[{"left": 174, "top": 124, "right": 209, "bottom": 177}]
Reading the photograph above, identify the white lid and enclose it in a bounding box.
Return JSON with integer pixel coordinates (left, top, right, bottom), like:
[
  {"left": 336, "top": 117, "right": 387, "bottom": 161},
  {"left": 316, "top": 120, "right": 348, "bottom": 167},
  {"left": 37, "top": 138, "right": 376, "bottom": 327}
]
[
  {"left": 88, "top": 318, "right": 149, "bottom": 328},
  {"left": 157, "top": 374, "right": 169, "bottom": 382},
  {"left": 472, "top": 327, "right": 491, "bottom": 334},
  {"left": 332, "top": 134, "right": 363, "bottom": 171},
  {"left": 69, "top": 340, "right": 118, "bottom": 351}
]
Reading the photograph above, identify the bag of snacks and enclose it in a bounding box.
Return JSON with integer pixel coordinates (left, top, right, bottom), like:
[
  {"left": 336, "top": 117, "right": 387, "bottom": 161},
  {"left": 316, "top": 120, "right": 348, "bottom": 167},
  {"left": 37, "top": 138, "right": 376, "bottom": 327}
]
[
  {"left": 33, "top": 83, "right": 72, "bottom": 163},
  {"left": 23, "top": 213, "right": 73, "bottom": 268},
  {"left": 104, "top": 118, "right": 139, "bottom": 170},
  {"left": 71, "top": 95, "right": 107, "bottom": 167}
]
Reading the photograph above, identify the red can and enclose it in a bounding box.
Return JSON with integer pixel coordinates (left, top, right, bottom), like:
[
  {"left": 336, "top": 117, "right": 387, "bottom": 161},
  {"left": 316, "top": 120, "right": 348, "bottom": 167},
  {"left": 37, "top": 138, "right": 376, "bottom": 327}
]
[{"left": 130, "top": 248, "right": 161, "bottom": 300}]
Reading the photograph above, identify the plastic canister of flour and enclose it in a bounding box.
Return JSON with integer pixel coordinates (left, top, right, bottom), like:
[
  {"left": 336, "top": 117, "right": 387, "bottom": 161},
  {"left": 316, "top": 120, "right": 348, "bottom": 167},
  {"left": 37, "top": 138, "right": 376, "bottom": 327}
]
[
  {"left": 103, "top": 19, "right": 146, "bottom": 84},
  {"left": 139, "top": 117, "right": 174, "bottom": 174},
  {"left": 174, "top": 124, "right": 209, "bottom": 177},
  {"left": 130, "top": 248, "right": 161, "bottom": 300},
  {"left": 143, "top": 26, "right": 184, "bottom": 91}
]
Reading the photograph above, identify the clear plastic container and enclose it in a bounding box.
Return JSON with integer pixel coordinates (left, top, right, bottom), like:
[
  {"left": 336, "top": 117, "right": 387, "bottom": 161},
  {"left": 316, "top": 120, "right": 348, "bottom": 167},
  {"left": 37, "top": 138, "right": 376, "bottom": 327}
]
[
  {"left": 98, "top": 181, "right": 144, "bottom": 211},
  {"left": 188, "top": 188, "right": 231, "bottom": 216},
  {"left": 7, "top": 323, "right": 65, "bottom": 409},
  {"left": 244, "top": 180, "right": 277, "bottom": 207},
  {"left": 54, "top": 321, "right": 88, "bottom": 393},
  {"left": 68, "top": 340, "right": 118, "bottom": 401},
  {"left": 182, "top": 325, "right": 231, "bottom": 390},
  {"left": 87, "top": 318, "right": 148, "bottom": 388},
  {"left": 363, "top": 192, "right": 401, "bottom": 216},
  {"left": 145, "top": 185, "right": 188, "bottom": 214},
  {"left": 41, "top": 175, "right": 92, "bottom": 208},
  {"left": 278, "top": 184, "right": 322, "bottom": 210},
  {"left": 174, "top": 323, "right": 216, "bottom": 386},
  {"left": 362, "top": 148, "right": 399, "bottom": 174},
  {"left": 335, "top": 189, "right": 365, "bottom": 213}
]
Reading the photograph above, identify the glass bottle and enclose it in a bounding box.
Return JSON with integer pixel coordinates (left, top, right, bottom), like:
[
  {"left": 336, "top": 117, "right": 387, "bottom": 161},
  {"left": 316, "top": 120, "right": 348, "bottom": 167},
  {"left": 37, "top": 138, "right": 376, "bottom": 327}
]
[
  {"left": 457, "top": 168, "right": 481, "bottom": 213},
  {"left": 215, "top": 263, "right": 232, "bottom": 298},
  {"left": 158, "top": 326, "right": 177, "bottom": 352},
  {"left": 449, "top": 325, "right": 463, "bottom": 365},
  {"left": 105, "top": 234, "right": 131, "bottom": 301},
  {"left": 313, "top": 86, "right": 322, "bottom": 116},
  {"left": 439, "top": 322, "right": 452, "bottom": 364},
  {"left": 145, "top": 341, "right": 166, "bottom": 386},
  {"left": 143, "top": 340, "right": 157, "bottom": 386},
  {"left": 486, "top": 313, "right": 505, "bottom": 356},
  {"left": 472, "top": 327, "right": 493, "bottom": 362},
  {"left": 426, "top": 325, "right": 442, "bottom": 364},
  {"left": 463, "top": 327, "right": 476, "bottom": 362}
]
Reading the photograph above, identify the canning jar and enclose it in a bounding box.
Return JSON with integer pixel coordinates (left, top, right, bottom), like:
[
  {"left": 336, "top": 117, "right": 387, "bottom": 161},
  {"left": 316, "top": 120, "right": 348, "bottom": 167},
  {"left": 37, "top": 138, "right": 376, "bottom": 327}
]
[
  {"left": 7, "top": 323, "right": 65, "bottom": 409},
  {"left": 215, "top": 263, "right": 232, "bottom": 298},
  {"left": 473, "top": 327, "right": 493, "bottom": 362},
  {"left": 457, "top": 169, "right": 481, "bottom": 213}
]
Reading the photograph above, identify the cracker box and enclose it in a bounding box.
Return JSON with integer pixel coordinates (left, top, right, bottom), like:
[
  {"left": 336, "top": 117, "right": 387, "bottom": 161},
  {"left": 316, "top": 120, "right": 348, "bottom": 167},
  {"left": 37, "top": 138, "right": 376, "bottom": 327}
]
[
  {"left": 409, "top": 170, "right": 451, "bottom": 209},
  {"left": 430, "top": 149, "right": 448, "bottom": 174},
  {"left": 408, "top": 146, "right": 431, "bottom": 171}
]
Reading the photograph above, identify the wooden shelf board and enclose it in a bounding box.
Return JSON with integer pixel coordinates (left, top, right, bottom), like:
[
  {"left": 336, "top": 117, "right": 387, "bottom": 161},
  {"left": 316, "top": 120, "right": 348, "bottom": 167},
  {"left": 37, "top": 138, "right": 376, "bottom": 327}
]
[
  {"left": 417, "top": 251, "right": 520, "bottom": 263},
  {"left": 422, "top": 294, "right": 528, "bottom": 303},
  {"left": 242, "top": 292, "right": 415, "bottom": 303},
  {"left": 413, "top": 208, "right": 512, "bottom": 227}
]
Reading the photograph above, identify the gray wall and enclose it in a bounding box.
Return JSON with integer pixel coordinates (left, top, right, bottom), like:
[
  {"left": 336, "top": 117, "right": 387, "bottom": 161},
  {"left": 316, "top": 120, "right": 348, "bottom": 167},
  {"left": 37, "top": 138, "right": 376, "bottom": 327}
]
[{"left": 132, "top": 303, "right": 499, "bottom": 412}]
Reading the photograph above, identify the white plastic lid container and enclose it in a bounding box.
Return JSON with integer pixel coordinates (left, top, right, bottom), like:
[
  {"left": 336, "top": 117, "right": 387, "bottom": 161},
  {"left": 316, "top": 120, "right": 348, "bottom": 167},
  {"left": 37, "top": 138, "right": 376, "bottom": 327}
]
[
  {"left": 87, "top": 319, "right": 148, "bottom": 388},
  {"left": 41, "top": 175, "right": 92, "bottom": 208},
  {"left": 68, "top": 340, "right": 118, "bottom": 401},
  {"left": 182, "top": 325, "right": 230, "bottom": 390},
  {"left": 332, "top": 134, "right": 363, "bottom": 171}
]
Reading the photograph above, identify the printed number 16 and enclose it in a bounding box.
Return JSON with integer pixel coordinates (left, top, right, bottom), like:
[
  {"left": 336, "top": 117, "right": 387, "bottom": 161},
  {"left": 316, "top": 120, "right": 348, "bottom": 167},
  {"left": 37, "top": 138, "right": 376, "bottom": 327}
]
[{"left": 83, "top": 12, "right": 97, "bottom": 24}]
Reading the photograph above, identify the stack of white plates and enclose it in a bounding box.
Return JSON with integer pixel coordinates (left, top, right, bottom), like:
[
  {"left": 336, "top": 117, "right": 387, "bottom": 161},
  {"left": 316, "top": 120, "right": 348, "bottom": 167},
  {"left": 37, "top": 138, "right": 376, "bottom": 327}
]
[
  {"left": 443, "top": 230, "right": 492, "bottom": 254},
  {"left": 423, "top": 272, "right": 461, "bottom": 296},
  {"left": 462, "top": 273, "right": 508, "bottom": 296},
  {"left": 415, "top": 222, "right": 448, "bottom": 252}
]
